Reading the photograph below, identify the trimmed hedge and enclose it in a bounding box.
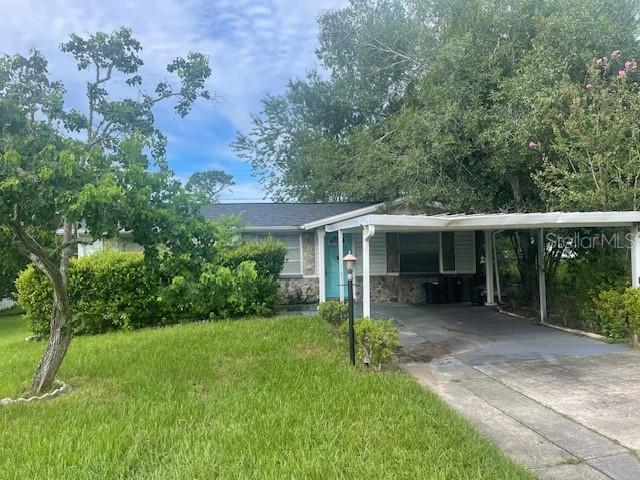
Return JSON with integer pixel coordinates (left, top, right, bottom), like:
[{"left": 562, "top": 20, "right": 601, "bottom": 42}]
[
  {"left": 17, "top": 252, "right": 162, "bottom": 337},
  {"left": 17, "top": 240, "right": 287, "bottom": 337}
]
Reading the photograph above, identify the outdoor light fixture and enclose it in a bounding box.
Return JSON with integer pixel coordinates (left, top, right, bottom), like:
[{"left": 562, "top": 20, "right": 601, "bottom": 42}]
[
  {"left": 342, "top": 250, "right": 357, "bottom": 366},
  {"left": 343, "top": 251, "right": 357, "bottom": 277}
]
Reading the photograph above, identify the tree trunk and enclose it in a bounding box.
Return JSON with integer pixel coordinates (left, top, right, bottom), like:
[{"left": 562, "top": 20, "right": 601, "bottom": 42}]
[
  {"left": 10, "top": 212, "right": 76, "bottom": 394},
  {"left": 29, "top": 220, "right": 75, "bottom": 394},
  {"left": 509, "top": 231, "right": 539, "bottom": 305},
  {"left": 30, "top": 288, "right": 72, "bottom": 394}
]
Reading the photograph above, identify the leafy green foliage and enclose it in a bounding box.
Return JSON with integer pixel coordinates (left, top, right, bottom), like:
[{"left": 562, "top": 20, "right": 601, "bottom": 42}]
[
  {"left": 15, "top": 265, "right": 52, "bottom": 336},
  {"left": 549, "top": 241, "right": 630, "bottom": 331},
  {"left": 0, "top": 27, "right": 215, "bottom": 389},
  {"left": 158, "top": 261, "right": 259, "bottom": 322},
  {"left": 17, "top": 252, "right": 161, "bottom": 337},
  {"left": 318, "top": 300, "right": 349, "bottom": 326},
  {"left": 0, "top": 227, "right": 27, "bottom": 299},
  {"left": 16, "top": 243, "right": 286, "bottom": 337},
  {"left": 237, "top": 0, "right": 640, "bottom": 211},
  {"left": 341, "top": 317, "right": 400, "bottom": 370},
  {"left": 591, "top": 287, "right": 640, "bottom": 341},
  {"left": 186, "top": 169, "right": 234, "bottom": 202},
  {"left": 535, "top": 53, "right": 640, "bottom": 210},
  {"left": 623, "top": 288, "right": 640, "bottom": 338},
  {"left": 221, "top": 238, "right": 287, "bottom": 314},
  {"left": 592, "top": 289, "right": 628, "bottom": 340}
]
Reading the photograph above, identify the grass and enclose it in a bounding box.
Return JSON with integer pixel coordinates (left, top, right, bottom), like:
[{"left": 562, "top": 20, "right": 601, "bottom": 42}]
[{"left": 0, "top": 314, "right": 532, "bottom": 479}]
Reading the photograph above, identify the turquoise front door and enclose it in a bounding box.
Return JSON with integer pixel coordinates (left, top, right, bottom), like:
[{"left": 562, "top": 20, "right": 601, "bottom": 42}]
[{"left": 325, "top": 232, "right": 352, "bottom": 299}]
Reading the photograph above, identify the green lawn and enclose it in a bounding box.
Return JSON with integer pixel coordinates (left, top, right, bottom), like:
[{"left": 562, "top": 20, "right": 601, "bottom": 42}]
[{"left": 0, "top": 313, "right": 531, "bottom": 479}]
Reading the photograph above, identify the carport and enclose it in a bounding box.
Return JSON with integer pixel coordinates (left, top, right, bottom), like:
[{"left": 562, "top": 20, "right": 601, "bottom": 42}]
[{"left": 321, "top": 211, "right": 640, "bottom": 318}]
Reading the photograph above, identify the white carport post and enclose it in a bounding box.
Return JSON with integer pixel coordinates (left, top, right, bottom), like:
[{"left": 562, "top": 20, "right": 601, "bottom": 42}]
[
  {"left": 631, "top": 224, "right": 640, "bottom": 345},
  {"left": 631, "top": 223, "right": 640, "bottom": 288},
  {"left": 338, "top": 229, "right": 345, "bottom": 302},
  {"left": 484, "top": 230, "right": 496, "bottom": 306},
  {"left": 317, "top": 229, "right": 326, "bottom": 303},
  {"left": 537, "top": 228, "right": 547, "bottom": 323},
  {"left": 362, "top": 225, "right": 375, "bottom": 318}
]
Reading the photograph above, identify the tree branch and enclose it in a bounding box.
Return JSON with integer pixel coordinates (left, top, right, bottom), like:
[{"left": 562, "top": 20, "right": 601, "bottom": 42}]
[{"left": 48, "top": 237, "right": 93, "bottom": 258}]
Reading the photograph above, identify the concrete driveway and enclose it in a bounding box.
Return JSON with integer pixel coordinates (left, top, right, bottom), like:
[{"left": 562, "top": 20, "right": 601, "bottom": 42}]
[{"left": 370, "top": 303, "right": 640, "bottom": 480}]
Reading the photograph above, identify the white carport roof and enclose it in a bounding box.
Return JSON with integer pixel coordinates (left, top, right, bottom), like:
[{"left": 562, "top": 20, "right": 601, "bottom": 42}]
[
  {"left": 318, "top": 211, "right": 640, "bottom": 232},
  {"left": 317, "top": 210, "right": 640, "bottom": 321}
]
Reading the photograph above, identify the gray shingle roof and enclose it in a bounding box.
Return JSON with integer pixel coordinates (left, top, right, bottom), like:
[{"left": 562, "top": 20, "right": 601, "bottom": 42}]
[{"left": 201, "top": 202, "right": 377, "bottom": 228}]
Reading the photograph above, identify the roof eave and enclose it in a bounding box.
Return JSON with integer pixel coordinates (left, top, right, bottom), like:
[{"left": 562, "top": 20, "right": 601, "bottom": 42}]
[{"left": 300, "top": 199, "right": 403, "bottom": 230}]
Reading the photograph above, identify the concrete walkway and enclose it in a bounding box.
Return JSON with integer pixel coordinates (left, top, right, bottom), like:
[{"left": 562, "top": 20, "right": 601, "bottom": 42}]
[{"left": 370, "top": 303, "right": 640, "bottom": 480}]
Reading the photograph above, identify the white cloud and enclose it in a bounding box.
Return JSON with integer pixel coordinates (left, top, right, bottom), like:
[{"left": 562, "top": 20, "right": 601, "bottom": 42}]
[
  {"left": 0, "top": 0, "right": 348, "bottom": 200},
  {"left": 219, "top": 180, "right": 267, "bottom": 203},
  {"left": 0, "top": 0, "right": 346, "bottom": 127}
]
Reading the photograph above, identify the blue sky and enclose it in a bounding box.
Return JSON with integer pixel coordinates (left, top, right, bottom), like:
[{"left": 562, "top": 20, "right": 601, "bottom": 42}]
[{"left": 1, "top": 0, "right": 347, "bottom": 201}]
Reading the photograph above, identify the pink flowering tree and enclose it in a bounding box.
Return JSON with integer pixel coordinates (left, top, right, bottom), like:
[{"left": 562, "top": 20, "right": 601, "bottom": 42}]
[{"left": 535, "top": 51, "right": 640, "bottom": 210}]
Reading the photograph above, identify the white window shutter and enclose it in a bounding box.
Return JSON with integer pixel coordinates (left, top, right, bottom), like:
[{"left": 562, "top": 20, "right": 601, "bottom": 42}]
[{"left": 454, "top": 232, "right": 476, "bottom": 273}]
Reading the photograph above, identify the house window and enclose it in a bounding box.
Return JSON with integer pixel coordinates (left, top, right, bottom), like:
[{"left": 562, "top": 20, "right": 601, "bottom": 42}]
[
  {"left": 254, "top": 233, "right": 302, "bottom": 276},
  {"left": 398, "top": 233, "right": 440, "bottom": 274}
]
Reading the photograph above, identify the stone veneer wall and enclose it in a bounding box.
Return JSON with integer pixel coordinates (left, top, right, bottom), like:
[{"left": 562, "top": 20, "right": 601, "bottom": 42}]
[
  {"left": 354, "top": 275, "right": 434, "bottom": 303},
  {"left": 357, "top": 274, "right": 477, "bottom": 304},
  {"left": 278, "top": 232, "right": 319, "bottom": 304},
  {"left": 278, "top": 277, "right": 319, "bottom": 305}
]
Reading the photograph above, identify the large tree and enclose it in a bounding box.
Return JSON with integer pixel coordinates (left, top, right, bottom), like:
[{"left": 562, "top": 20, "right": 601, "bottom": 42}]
[
  {"left": 237, "top": 0, "right": 639, "bottom": 209},
  {"left": 0, "top": 28, "right": 214, "bottom": 394},
  {"left": 236, "top": 0, "right": 640, "bottom": 300},
  {"left": 535, "top": 53, "right": 640, "bottom": 211}
]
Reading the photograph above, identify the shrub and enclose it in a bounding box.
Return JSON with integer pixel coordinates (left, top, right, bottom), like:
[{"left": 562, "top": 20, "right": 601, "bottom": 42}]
[
  {"left": 17, "top": 239, "right": 287, "bottom": 338},
  {"left": 592, "top": 289, "right": 628, "bottom": 340},
  {"left": 17, "top": 252, "right": 162, "bottom": 337},
  {"left": 622, "top": 288, "right": 640, "bottom": 341},
  {"left": 550, "top": 246, "right": 629, "bottom": 331},
  {"left": 15, "top": 265, "right": 53, "bottom": 337},
  {"left": 341, "top": 318, "right": 400, "bottom": 370},
  {"left": 159, "top": 261, "right": 259, "bottom": 322},
  {"left": 593, "top": 287, "right": 640, "bottom": 342},
  {"left": 221, "top": 239, "right": 286, "bottom": 315},
  {"left": 318, "top": 300, "right": 349, "bottom": 325}
]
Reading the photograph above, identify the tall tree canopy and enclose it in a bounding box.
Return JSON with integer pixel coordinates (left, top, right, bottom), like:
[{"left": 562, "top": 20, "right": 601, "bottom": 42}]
[
  {"left": 0, "top": 28, "right": 214, "bottom": 393},
  {"left": 186, "top": 169, "right": 234, "bottom": 202},
  {"left": 236, "top": 0, "right": 640, "bottom": 213}
]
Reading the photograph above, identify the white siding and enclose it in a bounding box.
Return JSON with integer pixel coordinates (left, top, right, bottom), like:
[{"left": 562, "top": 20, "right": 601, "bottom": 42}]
[
  {"left": 315, "top": 233, "right": 320, "bottom": 275},
  {"left": 0, "top": 298, "right": 14, "bottom": 310},
  {"left": 254, "top": 233, "right": 302, "bottom": 275},
  {"left": 454, "top": 231, "right": 476, "bottom": 273},
  {"left": 78, "top": 238, "right": 104, "bottom": 258},
  {"left": 353, "top": 231, "right": 386, "bottom": 276}
]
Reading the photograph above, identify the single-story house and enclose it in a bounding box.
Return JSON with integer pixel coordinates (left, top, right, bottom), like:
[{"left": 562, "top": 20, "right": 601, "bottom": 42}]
[{"left": 77, "top": 199, "right": 640, "bottom": 321}]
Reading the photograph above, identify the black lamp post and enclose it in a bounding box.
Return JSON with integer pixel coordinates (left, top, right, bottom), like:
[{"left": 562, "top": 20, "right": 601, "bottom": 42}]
[{"left": 343, "top": 251, "right": 357, "bottom": 366}]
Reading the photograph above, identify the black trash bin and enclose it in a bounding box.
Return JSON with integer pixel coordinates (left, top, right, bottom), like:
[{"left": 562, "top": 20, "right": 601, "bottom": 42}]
[
  {"left": 424, "top": 282, "right": 441, "bottom": 304},
  {"left": 471, "top": 286, "right": 486, "bottom": 306},
  {"left": 444, "top": 277, "right": 463, "bottom": 303}
]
